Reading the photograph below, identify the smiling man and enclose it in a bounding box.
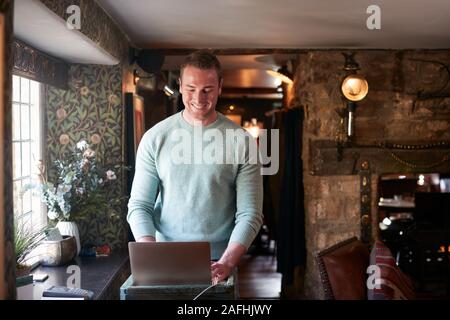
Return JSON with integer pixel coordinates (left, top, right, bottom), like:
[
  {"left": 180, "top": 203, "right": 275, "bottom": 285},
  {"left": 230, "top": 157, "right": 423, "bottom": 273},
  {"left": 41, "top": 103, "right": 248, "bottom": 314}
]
[{"left": 127, "top": 50, "right": 263, "bottom": 283}]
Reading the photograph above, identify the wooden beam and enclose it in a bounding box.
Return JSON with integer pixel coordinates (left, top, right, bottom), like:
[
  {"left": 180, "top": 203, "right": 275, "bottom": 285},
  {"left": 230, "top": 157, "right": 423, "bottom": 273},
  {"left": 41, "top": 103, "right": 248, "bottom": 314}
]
[
  {"left": 143, "top": 49, "right": 303, "bottom": 55},
  {"left": 222, "top": 87, "right": 280, "bottom": 95},
  {"left": 139, "top": 48, "right": 450, "bottom": 56},
  {"left": 13, "top": 39, "right": 68, "bottom": 89},
  {"left": 309, "top": 140, "right": 450, "bottom": 176}
]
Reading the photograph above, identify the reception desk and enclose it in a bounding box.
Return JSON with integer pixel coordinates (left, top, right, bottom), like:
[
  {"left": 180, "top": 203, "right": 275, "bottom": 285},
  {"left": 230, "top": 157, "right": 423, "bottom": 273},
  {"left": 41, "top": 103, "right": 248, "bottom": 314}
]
[{"left": 120, "top": 270, "right": 238, "bottom": 300}]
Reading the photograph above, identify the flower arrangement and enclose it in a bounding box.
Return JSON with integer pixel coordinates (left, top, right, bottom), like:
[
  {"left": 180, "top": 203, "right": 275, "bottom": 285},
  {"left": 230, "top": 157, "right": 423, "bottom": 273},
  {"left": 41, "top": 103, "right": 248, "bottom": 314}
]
[{"left": 24, "top": 140, "right": 127, "bottom": 222}]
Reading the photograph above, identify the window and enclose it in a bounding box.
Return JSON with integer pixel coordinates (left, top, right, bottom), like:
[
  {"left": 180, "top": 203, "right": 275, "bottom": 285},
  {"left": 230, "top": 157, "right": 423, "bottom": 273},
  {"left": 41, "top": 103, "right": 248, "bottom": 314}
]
[{"left": 12, "top": 75, "right": 45, "bottom": 230}]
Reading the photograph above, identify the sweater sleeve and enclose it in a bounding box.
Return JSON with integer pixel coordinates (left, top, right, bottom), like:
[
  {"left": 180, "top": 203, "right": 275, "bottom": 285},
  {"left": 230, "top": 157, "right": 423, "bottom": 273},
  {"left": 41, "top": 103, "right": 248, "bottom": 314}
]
[
  {"left": 228, "top": 156, "right": 264, "bottom": 249},
  {"left": 126, "top": 131, "right": 160, "bottom": 240}
]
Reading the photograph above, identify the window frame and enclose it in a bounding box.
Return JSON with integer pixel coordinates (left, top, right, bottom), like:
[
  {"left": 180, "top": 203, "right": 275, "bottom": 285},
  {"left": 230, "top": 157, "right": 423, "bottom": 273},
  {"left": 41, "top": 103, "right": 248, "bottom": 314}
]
[{"left": 12, "top": 74, "right": 47, "bottom": 230}]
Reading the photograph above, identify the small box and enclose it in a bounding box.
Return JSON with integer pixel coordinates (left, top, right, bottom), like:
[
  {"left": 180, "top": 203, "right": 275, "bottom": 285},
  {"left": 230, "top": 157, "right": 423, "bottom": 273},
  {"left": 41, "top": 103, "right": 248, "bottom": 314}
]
[{"left": 120, "top": 271, "right": 238, "bottom": 300}]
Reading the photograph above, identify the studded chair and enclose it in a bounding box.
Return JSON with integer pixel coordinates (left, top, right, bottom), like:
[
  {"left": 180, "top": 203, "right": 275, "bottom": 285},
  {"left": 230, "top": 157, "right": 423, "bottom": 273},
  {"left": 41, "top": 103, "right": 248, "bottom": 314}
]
[{"left": 315, "top": 237, "right": 370, "bottom": 300}]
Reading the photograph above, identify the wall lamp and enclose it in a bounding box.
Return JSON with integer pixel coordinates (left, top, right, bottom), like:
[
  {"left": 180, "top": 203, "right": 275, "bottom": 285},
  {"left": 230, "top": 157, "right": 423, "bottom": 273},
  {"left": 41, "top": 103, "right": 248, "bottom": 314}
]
[
  {"left": 163, "top": 85, "right": 180, "bottom": 99},
  {"left": 133, "top": 69, "right": 155, "bottom": 85},
  {"left": 340, "top": 53, "right": 369, "bottom": 139},
  {"left": 267, "top": 65, "right": 293, "bottom": 85}
]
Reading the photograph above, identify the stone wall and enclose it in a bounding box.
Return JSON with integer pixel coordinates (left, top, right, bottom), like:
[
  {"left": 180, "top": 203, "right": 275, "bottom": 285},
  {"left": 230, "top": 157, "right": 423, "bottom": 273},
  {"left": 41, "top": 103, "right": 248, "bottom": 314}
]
[{"left": 296, "top": 50, "right": 450, "bottom": 299}]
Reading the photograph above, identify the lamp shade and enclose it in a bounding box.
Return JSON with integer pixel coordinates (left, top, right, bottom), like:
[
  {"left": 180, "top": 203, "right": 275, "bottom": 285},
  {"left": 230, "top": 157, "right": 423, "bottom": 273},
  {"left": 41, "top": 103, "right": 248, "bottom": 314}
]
[
  {"left": 341, "top": 74, "right": 369, "bottom": 102},
  {"left": 267, "top": 66, "right": 293, "bottom": 85}
]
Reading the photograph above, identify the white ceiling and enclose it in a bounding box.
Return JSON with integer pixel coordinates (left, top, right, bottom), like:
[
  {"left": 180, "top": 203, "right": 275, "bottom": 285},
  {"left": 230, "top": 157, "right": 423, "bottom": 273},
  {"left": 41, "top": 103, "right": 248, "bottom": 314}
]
[
  {"left": 14, "top": 0, "right": 119, "bottom": 64},
  {"left": 13, "top": 0, "right": 450, "bottom": 94},
  {"left": 97, "top": 0, "right": 450, "bottom": 93},
  {"left": 97, "top": 0, "right": 450, "bottom": 49}
]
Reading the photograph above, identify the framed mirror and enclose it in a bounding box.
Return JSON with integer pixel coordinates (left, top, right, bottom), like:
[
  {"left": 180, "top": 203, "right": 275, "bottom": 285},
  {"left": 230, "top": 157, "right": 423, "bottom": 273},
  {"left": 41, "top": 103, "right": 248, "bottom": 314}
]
[{"left": 377, "top": 172, "right": 450, "bottom": 296}]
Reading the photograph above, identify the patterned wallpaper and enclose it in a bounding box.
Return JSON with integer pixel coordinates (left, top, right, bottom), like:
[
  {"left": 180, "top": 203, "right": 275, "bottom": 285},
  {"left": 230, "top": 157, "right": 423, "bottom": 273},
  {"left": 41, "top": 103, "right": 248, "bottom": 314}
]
[
  {"left": 46, "top": 64, "right": 127, "bottom": 250},
  {"left": 39, "top": 0, "right": 128, "bottom": 62}
]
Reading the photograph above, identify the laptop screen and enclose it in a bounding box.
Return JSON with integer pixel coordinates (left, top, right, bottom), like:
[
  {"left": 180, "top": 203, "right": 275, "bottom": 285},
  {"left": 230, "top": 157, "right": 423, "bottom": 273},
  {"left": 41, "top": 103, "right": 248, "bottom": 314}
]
[{"left": 128, "top": 241, "right": 212, "bottom": 286}]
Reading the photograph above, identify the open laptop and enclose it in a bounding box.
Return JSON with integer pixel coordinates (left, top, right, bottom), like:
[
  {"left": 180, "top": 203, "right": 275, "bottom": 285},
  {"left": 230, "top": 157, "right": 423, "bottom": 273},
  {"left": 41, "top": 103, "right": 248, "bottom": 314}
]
[{"left": 128, "top": 241, "right": 212, "bottom": 286}]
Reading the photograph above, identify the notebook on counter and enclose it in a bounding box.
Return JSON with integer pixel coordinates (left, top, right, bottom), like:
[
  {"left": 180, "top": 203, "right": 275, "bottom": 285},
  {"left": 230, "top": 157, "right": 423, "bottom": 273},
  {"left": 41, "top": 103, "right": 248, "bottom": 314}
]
[{"left": 42, "top": 285, "right": 94, "bottom": 300}]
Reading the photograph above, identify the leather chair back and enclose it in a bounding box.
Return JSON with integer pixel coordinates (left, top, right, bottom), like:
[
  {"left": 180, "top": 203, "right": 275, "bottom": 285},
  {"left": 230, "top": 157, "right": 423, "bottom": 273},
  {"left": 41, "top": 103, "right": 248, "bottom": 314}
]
[{"left": 316, "top": 237, "right": 370, "bottom": 300}]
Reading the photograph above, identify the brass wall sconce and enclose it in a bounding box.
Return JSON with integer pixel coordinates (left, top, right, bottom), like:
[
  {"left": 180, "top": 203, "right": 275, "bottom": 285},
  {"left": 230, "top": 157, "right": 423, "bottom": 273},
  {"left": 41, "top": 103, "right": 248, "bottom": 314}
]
[
  {"left": 130, "top": 47, "right": 165, "bottom": 86},
  {"left": 340, "top": 53, "right": 369, "bottom": 140},
  {"left": 133, "top": 69, "right": 155, "bottom": 85}
]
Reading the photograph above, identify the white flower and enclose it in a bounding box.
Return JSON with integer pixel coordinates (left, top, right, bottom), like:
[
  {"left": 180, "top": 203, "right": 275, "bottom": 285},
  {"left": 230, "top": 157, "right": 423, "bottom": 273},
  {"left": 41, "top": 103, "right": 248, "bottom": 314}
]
[
  {"left": 48, "top": 210, "right": 58, "bottom": 220},
  {"left": 77, "top": 140, "right": 88, "bottom": 150},
  {"left": 76, "top": 188, "right": 85, "bottom": 195},
  {"left": 106, "top": 170, "right": 117, "bottom": 180}
]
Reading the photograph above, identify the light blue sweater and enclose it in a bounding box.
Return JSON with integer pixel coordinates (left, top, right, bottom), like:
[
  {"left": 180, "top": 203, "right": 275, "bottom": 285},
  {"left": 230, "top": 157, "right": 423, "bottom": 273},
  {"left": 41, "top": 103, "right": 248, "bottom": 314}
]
[{"left": 127, "top": 111, "right": 263, "bottom": 259}]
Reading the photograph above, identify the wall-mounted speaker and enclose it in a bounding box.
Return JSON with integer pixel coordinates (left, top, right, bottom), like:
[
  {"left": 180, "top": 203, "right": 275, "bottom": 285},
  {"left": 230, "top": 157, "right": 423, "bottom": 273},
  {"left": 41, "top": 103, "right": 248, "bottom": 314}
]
[{"left": 129, "top": 47, "right": 165, "bottom": 74}]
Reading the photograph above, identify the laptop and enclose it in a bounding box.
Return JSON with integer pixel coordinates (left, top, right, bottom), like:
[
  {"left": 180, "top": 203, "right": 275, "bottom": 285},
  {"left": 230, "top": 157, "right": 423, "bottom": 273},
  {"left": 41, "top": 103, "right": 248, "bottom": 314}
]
[{"left": 128, "top": 241, "right": 212, "bottom": 286}]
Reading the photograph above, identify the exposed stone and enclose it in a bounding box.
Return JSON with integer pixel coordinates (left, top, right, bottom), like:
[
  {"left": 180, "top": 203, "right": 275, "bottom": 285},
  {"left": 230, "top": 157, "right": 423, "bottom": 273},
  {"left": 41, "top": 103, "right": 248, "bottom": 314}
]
[{"left": 297, "top": 49, "right": 450, "bottom": 299}]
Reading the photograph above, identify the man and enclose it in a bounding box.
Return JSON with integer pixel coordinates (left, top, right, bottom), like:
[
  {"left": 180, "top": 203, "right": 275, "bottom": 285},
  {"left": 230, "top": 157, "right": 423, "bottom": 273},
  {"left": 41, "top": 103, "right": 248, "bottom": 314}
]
[{"left": 127, "top": 50, "right": 263, "bottom": 283}]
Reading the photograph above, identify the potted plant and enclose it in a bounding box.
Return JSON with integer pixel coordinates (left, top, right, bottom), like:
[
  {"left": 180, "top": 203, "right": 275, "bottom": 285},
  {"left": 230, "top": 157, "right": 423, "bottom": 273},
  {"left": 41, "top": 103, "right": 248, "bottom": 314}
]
[
  {"left": 14, "top": 216, "right": 48, "bottom": 277},
  {"left": 23, "top": 140, "right": 128, "bottom": 255}
]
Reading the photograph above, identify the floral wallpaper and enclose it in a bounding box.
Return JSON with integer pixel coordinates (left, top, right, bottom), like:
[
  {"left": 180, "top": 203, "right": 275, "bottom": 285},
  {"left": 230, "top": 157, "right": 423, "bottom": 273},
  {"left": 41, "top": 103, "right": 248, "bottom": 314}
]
[
  {"left": 46, "top": 64, "right": 127, "bottom": 250},
  {"left": 39, "top": 0, "right": 128, "bottom": 62}
]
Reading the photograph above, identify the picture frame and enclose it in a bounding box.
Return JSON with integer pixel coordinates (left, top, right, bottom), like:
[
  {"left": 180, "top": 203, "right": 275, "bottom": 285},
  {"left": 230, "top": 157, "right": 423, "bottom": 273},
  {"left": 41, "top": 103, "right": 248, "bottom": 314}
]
[
  {"left": 132, "top": 95, "right": 145, "bottom": 154},
  {"left": 125, "top": 92, "right": 145, "bottom": 194}
]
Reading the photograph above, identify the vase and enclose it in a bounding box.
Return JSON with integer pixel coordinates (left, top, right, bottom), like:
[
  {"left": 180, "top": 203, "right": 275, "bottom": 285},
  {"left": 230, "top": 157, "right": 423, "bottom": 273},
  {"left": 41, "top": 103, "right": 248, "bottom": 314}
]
[
  {"left": 40, "top": 235, "right": 77, "bottom": 266},
  {"left": 56, "top": 221, "right": 81, "bottom": 255}
]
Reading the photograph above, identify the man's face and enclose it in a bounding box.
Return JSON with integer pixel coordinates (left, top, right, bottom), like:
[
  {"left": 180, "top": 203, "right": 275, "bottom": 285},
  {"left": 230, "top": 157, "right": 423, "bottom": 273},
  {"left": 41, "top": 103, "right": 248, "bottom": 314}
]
[{"left": 179, "top": 66, "right": 222, "bottom": 123}]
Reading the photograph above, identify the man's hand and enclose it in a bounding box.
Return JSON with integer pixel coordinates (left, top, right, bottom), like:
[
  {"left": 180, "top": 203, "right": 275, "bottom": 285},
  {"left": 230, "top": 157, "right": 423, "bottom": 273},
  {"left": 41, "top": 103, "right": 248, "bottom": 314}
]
[
  {"left": 137, "top": 236, "right": 156, "bottom": 242},
  {"left": 211, "top": 261, "right": 232, "bottom": 284},
  {"left": 211, "top": 242, "right": 246, "bottom": 284}
]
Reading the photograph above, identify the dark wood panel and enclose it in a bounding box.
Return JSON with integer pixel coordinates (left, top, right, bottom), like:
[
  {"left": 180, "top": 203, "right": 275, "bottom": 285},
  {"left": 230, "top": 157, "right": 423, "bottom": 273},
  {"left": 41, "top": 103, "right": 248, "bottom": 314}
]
[
  {"left": 12, "top": 39, "right": 68, "bottom": 89},
  {"left": 1, "top": 0, "right": 16, "bottom": 300},
  {"left": 222, "top": 87, "right": 279, "bottom": 95},
  {"left": 309, "top": 140, "right": 450, "bottom": 176}
]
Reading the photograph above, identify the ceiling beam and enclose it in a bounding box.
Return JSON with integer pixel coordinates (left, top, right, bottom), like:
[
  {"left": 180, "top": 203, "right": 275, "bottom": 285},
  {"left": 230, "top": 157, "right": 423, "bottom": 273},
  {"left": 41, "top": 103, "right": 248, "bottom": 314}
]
[
  {"left": 143, "top": 48, "right": 303, "bottom": 55},
  {"left": 222, "top": 87, "right": 280, "bottom": 94},
  {"left": 137, "top": 48, "right": 450, "bottom": 55}
]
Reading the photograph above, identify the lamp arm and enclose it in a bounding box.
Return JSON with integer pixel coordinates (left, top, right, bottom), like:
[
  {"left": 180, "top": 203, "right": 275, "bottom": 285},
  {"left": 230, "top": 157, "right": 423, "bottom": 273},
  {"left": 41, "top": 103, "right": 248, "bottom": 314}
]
[{"left": 347, "top": 101, "right": 356, "bottom": 138}]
